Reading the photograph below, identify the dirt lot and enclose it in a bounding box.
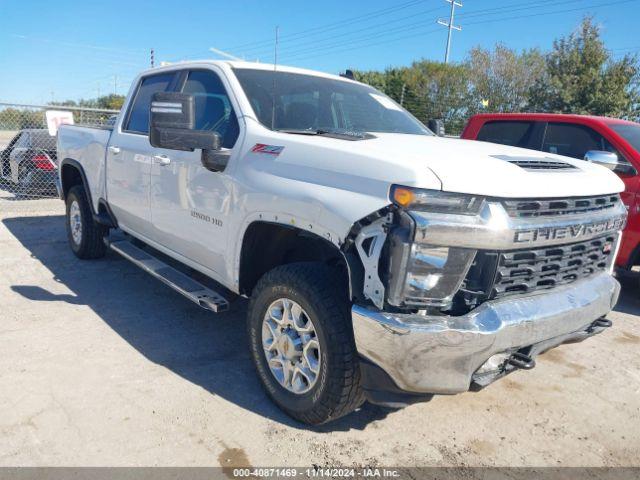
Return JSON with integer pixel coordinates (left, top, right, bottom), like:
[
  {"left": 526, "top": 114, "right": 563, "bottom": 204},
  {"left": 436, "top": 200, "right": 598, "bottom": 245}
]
[{"left": 0, "top": 189, "right": 639, "bottom": 467}]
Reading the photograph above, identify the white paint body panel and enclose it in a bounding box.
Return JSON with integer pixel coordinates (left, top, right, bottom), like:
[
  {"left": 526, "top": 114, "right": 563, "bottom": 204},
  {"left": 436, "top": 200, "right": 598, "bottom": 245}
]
[{"left": 57, "top": 60, "right": 625, "bottom": 294}]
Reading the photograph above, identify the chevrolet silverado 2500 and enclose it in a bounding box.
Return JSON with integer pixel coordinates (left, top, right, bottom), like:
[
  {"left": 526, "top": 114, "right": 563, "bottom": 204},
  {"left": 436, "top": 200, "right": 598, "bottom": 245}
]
[{"left": 57, "top": 61, "right": 626, "bottom": 425}]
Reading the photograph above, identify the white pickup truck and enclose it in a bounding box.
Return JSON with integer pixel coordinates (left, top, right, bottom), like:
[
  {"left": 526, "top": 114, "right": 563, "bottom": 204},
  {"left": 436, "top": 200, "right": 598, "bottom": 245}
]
[{"left": 57, "top": 61, "right": 626, "bottom": 425}]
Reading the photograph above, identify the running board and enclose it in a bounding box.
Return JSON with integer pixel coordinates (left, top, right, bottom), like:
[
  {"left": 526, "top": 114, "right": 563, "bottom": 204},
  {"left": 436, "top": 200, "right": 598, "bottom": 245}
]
[{"left": 109, "top": 240, "right": 229, "bottom": 313}]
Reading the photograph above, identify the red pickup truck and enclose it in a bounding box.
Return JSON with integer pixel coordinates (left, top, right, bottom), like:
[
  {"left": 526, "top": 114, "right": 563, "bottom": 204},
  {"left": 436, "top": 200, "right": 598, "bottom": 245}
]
[{"left": 461, "top": 113, "right": 640, "bottom": 272}]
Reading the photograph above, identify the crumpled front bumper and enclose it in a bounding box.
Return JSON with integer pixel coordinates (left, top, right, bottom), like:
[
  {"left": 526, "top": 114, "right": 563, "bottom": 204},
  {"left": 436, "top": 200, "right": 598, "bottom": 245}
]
[{"left": 352, "top": 272, "right": 620, "bottom": 395}]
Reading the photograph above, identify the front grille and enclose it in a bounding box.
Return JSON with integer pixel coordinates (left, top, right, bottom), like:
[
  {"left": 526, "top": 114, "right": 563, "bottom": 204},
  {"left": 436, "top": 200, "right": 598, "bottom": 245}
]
[
  {"left": 491, "top": 235, "right": 615, "bottom": 298},
  {"left": 502, "top": 195, "right": 620, "bottom": 218},
  {"left": 460, "top": 235, "right": 615, "bottom": 308}
]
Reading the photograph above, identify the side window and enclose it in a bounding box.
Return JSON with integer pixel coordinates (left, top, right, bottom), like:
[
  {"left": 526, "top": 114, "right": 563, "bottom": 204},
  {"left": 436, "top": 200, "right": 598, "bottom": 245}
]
[
  {"left": 15, "top": 133, "right": 30, "bottom": 148},
  {"left": 542, "top": 123, "right": 604, "bottom": 160},
  {"left": 476, "top": 121, "right": 535, "bottom": 148},
  {"left": 181, "top": 70, "right": 239, "bottom": 149},
  {"left": 125, "top": 73, "right": 175, "bottom": 134}
]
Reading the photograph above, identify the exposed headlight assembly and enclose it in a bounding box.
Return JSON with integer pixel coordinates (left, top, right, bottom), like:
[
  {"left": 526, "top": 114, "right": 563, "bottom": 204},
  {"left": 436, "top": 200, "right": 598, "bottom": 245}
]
[
  {"left": 386, "top": 186, "right": 480, "bottom": 308},
  {"left": 390, "top": 185, "right": 484, "bottom": 215}
]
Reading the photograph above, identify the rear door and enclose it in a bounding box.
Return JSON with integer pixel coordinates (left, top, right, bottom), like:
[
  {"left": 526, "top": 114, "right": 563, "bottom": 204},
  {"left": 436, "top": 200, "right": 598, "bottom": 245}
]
[
  {"left": 1, "top": 132, "right": 21, "bottom": 179},
  {"left": 149, "top": 67, "right": 241, "bottom": 279},
  {"left": 9, "top": 131, "right": 30, "bottom": 183},
  {"left": 106, "top": 71, "right": 178, "bottom": 239}
]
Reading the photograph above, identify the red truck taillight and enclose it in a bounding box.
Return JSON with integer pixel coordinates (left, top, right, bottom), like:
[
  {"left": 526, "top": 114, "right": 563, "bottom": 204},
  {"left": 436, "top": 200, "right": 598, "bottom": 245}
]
[{"left": 32, "top": 154, "right": 55, "bottom": 171}]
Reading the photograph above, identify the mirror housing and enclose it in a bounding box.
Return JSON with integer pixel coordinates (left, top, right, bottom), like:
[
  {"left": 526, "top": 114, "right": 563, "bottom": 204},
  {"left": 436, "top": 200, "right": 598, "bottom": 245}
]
[
  {"left": 584, "top": 150, "right": 637, "bottom": 176},
  {"left": 149, "top": 92, "right": 221, "bottom": 152},
  {"left": 428, "top": 119, "right": 445, "bottom": 137}
]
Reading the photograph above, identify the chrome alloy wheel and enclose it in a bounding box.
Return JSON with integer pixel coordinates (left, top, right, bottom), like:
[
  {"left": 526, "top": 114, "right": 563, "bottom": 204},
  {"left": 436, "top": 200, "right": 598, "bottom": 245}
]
[
  {"left": 262, "top": 298, "right": 321, "bottom": 394},
  {"left": 69, "top": 199, "right": 83, "bottom": 246}
]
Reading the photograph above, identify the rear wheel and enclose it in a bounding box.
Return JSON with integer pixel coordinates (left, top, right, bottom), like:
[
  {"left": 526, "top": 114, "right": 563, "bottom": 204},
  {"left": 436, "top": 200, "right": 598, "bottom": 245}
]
[
  {"left": 65, "top": 185, "right": 107, "bottom": 259},
  {"left": 247, "top": 263, "right": 363, "bottom": 425}
]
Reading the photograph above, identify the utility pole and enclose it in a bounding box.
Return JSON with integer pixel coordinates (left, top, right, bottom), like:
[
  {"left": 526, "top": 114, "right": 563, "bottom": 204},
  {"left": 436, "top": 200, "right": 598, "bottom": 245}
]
[
  {"left": 113, "top": 75, "right": 118, "bottom": 95},
  {"left": 437, "top": 0, "right": 462, "bottom": 63},
  {"left": 150, "top": 48, "right": 155, "bottom": 68},
  {"left": 400, "top": 83, "right": 406, "bottom": 106}
]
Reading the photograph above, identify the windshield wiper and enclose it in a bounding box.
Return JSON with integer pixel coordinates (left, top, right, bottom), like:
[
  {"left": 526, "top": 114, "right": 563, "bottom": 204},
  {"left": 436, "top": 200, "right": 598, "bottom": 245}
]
[{"left": 274, "top": 128, "right": 374, "bottom": 141}]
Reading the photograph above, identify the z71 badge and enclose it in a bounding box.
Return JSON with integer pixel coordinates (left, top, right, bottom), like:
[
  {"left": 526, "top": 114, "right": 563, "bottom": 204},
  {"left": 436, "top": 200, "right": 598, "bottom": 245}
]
[{"left": 251, "top": 144, "right": 284, "bottom": 156}]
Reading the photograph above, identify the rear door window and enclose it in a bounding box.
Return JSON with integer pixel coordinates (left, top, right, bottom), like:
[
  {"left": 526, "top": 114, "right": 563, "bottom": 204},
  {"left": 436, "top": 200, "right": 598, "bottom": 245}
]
[
  {"left": 125, "top": 73, "right": 176, "bottom": 134},
  {"left": 476, "top": 121, "right": 536, "bottom": 148},
  {"left": 542, "top": 123, "right": 605, "bottom": 159}
]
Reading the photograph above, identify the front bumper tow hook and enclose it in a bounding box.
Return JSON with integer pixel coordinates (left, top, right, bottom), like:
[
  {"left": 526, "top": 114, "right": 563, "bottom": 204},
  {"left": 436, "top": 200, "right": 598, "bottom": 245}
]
[
  {"left": 593, "top": 318, "right": 613, "bottom": 328},
  {"left": 507, "top": 352, "right": 536, "bottom": 370}
]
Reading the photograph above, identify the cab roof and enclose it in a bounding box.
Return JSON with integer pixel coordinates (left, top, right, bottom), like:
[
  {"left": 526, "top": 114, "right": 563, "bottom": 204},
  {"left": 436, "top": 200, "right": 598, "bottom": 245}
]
[{"left": 469, "top": 112, "right": 638, "bottom": 127}]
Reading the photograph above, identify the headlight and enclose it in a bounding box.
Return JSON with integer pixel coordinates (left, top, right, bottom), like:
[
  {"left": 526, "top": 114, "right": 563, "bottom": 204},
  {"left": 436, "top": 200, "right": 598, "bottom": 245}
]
[
  {"left": 390, "top": 185, "right": 484, "bottom": 215},
  {"left": 387, "top": 240, "right": 476, "bottom": 308}
]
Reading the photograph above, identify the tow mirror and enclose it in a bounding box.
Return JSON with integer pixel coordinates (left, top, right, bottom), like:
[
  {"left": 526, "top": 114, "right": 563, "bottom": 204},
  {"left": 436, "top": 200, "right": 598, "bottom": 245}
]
[
  {"left": 149, "top": 92, "right": 227, "bottom": 172},
  {"left": 584, "top": 150, "right": 636, "bottom": 176},
  {"left": 428, "top": 119, "right": 446, "bottom": 137}
]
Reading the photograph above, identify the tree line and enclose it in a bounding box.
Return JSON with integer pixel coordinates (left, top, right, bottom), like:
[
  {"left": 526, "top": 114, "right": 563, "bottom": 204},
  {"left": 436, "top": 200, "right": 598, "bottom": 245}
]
[{"left": 354, "top": 17, "right": 639, "bottom": 134}]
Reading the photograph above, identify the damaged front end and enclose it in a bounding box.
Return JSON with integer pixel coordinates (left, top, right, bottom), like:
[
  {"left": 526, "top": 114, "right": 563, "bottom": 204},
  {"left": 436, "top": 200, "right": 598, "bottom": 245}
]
[{"left": 348, "top": 186, "right": 626, "bottom": 405}]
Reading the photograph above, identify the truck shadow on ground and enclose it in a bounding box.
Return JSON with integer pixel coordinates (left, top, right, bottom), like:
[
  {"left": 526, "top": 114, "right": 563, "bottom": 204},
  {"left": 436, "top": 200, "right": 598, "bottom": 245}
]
[{"left": 3, "top": 214, "right": 392, "bottom": 432}]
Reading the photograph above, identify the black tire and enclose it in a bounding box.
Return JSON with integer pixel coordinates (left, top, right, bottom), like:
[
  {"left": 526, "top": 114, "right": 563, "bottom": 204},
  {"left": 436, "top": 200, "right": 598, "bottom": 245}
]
[
  {"left": 65, "top": 185, "right": 107, "bottom": 259},
  {"left": 247, "top": 262, "right": 364, "bottom": 425}
]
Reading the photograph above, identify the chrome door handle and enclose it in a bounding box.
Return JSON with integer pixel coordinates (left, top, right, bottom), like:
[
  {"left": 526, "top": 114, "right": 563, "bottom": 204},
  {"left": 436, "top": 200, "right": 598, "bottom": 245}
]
[
  {"left": 108, "top": 146, "right": 121, "bottom": 154},
  {"left": 154, "top": 154, "right": 171, "bottom": 166}
]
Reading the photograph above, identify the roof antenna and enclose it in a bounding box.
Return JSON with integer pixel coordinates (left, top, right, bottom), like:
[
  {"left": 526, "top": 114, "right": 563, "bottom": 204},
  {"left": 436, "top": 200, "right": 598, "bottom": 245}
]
[{"left": 271, "top": 26, "right": 279, "bottom": 130}]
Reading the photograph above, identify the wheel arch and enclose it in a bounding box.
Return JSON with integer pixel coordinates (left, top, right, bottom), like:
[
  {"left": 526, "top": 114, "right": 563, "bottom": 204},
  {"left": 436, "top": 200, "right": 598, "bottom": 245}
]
[
  {"left": 60, "top": 159, "right": 117, "bottom": 227},
  {"left": 237, "top": 220, "right": 362, "bottom": 301}
]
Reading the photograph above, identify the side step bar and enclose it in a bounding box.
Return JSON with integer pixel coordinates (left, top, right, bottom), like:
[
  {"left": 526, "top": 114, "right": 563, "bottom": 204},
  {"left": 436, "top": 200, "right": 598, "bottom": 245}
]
[{"left": 109, "top": 240, "right": 229, "bottom": 313}]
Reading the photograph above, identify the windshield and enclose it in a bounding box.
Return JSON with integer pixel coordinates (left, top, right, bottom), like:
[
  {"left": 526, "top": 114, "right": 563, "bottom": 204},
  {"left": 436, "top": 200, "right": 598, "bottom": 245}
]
[
  {"left": 610, "top": 123, "right": 640, "bottom": 153},
  {"left": 232, "top": 68, "right": 431, "bottom": 136}
]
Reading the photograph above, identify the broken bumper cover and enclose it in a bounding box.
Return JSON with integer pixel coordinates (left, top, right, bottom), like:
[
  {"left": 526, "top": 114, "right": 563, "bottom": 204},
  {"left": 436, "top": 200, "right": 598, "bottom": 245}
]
[{"left": 352, "top": 272, "right": 620, "bottom": 395}]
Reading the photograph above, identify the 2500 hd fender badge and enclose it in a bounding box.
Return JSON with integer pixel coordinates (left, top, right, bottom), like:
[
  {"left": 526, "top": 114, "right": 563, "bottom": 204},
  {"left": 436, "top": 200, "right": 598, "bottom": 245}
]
[{"left": 514, "top": 217, "right": 625, "bottom": 243}]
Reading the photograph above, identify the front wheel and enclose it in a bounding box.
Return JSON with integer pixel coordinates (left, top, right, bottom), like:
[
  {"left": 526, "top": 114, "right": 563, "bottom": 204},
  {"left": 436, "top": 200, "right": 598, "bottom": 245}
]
[
  {"left": 65, "top": 185, "right": 107, "bottom": 259},
  {"left": 247, "top": 263, "right": 364, "bottom": 425}
]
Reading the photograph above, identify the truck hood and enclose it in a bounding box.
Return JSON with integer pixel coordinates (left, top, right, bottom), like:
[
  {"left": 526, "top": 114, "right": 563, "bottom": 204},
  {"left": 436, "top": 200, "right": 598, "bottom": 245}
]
[
  {"left": 362, "top": 133, "right": 624, "bottom": 198},
  {"left": 267, "top": 131, "right": 624, "bottom": 199}
]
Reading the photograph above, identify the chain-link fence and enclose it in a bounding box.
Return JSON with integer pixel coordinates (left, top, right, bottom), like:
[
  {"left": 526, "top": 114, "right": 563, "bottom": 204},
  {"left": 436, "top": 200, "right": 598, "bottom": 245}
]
[{"left": 0, "top": 103, "right": 118, "bottom": 200}]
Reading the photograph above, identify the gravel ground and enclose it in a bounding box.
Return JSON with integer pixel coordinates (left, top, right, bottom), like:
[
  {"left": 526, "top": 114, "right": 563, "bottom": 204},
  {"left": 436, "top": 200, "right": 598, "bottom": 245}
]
[{"left": 0, "top": 189, "right": 639, "bottom": 467}]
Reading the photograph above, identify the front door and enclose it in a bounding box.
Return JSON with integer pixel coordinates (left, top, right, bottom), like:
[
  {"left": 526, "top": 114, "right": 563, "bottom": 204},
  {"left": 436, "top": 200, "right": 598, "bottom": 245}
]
[
  {"left": 150, "top": 67, "right": 242, "bottom": 280},
  {"left": 107, "top": 71, "right": 177, "bottom": 239}
]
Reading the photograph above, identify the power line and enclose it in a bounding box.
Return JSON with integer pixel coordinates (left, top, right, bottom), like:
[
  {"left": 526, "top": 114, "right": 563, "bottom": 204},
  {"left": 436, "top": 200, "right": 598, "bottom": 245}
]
[
  {"left": 238, "top": 4, "right": 448, "bottom": 59},
  {"left": 285, "top": 0, "right": 638, "bottom": 64},
  {"left": 222, "top": 0, "right": 427, "bottom": 52},
  {"left": 265, "top": 0, "right": 581, "bottom": 62},
  {"left": 462, "top": 0, "right": 639, "bottom": 28},
  {"left": 437, "top": 0, "right": 462, "bottom": 63}
]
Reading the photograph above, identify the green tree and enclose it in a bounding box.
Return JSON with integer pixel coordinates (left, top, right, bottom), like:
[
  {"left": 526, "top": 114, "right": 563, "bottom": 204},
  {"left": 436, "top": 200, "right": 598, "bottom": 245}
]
[
  {"left": 466, "top": 44, "right": 546, "bottom": 112},
  {"left": 355, "top": 61, "right": 472, "bottom": 133},
  {"left": 529, "top": 16, "right": 639, "bottom": 117}
]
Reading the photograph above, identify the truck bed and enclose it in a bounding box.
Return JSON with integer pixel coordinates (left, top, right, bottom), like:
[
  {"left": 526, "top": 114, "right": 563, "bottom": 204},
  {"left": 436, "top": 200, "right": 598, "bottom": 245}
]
[{"left": 57, "top": 124, "right": 112, "bottom": 212}]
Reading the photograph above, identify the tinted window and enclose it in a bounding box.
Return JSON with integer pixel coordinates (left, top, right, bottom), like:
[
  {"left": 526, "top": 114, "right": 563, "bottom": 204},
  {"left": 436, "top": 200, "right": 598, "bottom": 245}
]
[
  {"left": 542, "top": 123, "right": 606, "bottom": 159},
  {"left": 181, "top": 70, "right": 239, "bottom": 148},
  {"left": 233, "top": 68, "right": 430, "bottom": 135},
  {"left": 15, "top": 133, "right": 30, "bottom": 148},
  {"left": 125, "top": 73, "right": 175, "bottom": 134},
  {"left": 476, "top": 121, "right": 535, "bottom": 148},
  {"left": 30, "top": 131, "right": 56, "bottom": 150},
  {"left": 610, "top": 123, "right": 640, "bottom": 153}
]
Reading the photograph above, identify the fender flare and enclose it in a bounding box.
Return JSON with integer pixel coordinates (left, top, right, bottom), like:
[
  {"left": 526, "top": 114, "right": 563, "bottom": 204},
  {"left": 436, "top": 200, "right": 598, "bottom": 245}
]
[
  {"left": 235, "top": 216, "right": 360, "bottom": 301},
  {"left": 59, "top": 158, "right": 117, "bottom": 228}
]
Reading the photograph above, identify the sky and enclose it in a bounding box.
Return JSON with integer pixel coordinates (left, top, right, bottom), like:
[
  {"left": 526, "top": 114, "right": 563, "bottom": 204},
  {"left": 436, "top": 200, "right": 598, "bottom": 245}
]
[{"left": 1, "top": 0, "right": 639, "bottom": 105}]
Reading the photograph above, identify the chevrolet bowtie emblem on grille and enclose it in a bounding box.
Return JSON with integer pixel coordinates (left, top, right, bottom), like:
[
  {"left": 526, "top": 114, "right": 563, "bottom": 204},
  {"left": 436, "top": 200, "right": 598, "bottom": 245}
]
[{"left": 513, "top": 217, "right": 625, "bottom": 244}]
